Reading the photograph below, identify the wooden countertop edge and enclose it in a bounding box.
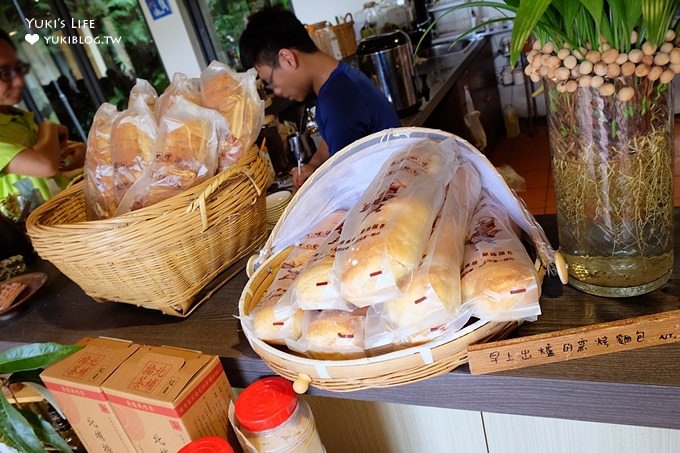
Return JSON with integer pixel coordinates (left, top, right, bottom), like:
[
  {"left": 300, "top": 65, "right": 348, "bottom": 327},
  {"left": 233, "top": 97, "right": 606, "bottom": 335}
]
[
  {"left": 2, "top": 334, "right": 676, "bottom": 430},
  {"left": 220, "top": 355, "right": 680, "bottom": 430}
]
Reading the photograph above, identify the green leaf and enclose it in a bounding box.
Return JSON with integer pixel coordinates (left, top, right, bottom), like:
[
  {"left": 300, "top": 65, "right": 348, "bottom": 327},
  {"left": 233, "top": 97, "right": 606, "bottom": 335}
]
[
  {"left": 641, "top": 0, "right": 680, "bottom": 46},
  {"left": 600, "top": 15, "right": 615, "bottom": 48},
  {"left": 0, "top": 343, "right": 82, "bottom": 374},
  {"left": 23, "top": 382, "right": 68, "bottom": 420},
  {"left": 509, "top": 0, "right": 553, "bottom": 65},
  {"left": 551, "top": 1, "right": 581, "bottom": 42},
  {"left": 413, "top": 0, "right": 517, "bottom": 56},
  {"left": 0, "top": 393, "right": 43, "bottom": 453},
  {"left": 447, "top": 17, "right": 513, "bottom": 50},
  {"left": 577, "top": 0, "right": 603, "bottom": 29},
  {"left": 19, "top": 409, "right": 73, "bottom": 453}
]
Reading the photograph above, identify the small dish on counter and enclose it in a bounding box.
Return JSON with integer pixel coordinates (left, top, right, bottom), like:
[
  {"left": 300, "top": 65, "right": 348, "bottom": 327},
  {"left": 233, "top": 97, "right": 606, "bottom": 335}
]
[{"left": 0, "top": 272, "right": 48, "bottom": 319}]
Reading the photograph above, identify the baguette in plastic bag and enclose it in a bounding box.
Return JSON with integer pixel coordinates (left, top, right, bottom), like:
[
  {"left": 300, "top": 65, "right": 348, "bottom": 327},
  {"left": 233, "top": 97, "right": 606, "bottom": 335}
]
[
  {"left": 155, "top": 72, "right": 202, "bottom": 119},
  {"left": 128, "top": 78, "right": 157, "bottom": 109},
  {"left": 335, "top": 140, "right": 454, "bottom": 307},
  {"left": 110, "top": 95, "right": 158, "bottom": 207},
  {"left": 116, "top": 96, "right": 228, "bottom": 214},
  {"left": 84, "top": 103, "right": 119, "bottom": 220},
  {"left": 250, "top": 211, "right": 346, "bottom": 345},
  {"left": 461, "top": 191, "right": 541, "bottom": 321},
  {"left": 200, "top": 62, "right": 264, "bottom": 170},
  {"left": 366, "top": 158, "right": 482, "bottom": 349}
]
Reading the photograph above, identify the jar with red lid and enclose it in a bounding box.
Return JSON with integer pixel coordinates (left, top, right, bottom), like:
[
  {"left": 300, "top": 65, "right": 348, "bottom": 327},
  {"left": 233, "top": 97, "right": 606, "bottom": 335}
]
[
  {"left": 234, "top": 377, "right": 325, "bottom": 452},
  {"left": 178, "top": 436, "right": 234, "bottom": 453}
]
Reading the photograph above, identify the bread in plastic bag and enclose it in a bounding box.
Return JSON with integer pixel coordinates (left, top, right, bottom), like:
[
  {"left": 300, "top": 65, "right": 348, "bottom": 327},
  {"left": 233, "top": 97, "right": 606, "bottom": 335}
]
[
  {"left": 250, "top": 210, "right": 348, "bottom": 345},
  {"left": 252, "top": 298, "right": 304, "bottom": 346},
  {"left": 110, "top": 95, "right": 158, "bottom": 207},
  {"left": 365, "top": 158, "right": 483, "bottom": 349},
  {"left": 155, "top": 72, "right": 202, "bottom": 119},
  {"left": 200, "top": 61, "right": 264, "bottom": 170},
  {"left": 286, "top": 308, "right": 367, "bottom": 360},
  {"left": 280, "top": 214, "right": 354, "bottom": 313},
  {"left": 460, "top": 191, "right": 541, "bottom": 321},
  {"left": 128, "top": 78, "right": 157, "bottom": 109},
  {"left": 335, "top": 140, "right": 454, "bottom": 307},
  {"left": 116, "top": 96, "right": 228, "bottom": 214},
  {"left": 84, "top": 103, "right": 120, "bottom": 220}
]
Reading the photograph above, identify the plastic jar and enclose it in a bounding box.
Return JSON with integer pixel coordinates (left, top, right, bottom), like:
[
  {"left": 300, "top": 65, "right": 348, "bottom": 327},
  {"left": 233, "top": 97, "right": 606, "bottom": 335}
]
[
  {"left": 234, "top": 377, "right": 325, "bottom": 453},
  {"left": 178, "top": 436, "right": 234, "bottom": 453}
]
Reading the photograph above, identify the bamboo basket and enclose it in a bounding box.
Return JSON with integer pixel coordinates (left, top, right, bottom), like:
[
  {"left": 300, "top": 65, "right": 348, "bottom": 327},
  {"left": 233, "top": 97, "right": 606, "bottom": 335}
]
[
  {"left": 306, "top": 13, "right": 357, "bottom": 59},
  {"left": 331, "top": 13, "right": 358, "bottom": 58},
  {"left": 27, "top": 146, "right": 268, "bottom": 317},
  {"left": 239, "top": 127, "right": 555, "bottom": 392}
]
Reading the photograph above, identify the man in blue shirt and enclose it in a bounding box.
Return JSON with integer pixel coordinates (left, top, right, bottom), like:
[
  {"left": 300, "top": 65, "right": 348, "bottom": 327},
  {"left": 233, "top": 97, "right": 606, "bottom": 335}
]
[{"left": 240, "top": 7, "right": 400, "bottom": 188}]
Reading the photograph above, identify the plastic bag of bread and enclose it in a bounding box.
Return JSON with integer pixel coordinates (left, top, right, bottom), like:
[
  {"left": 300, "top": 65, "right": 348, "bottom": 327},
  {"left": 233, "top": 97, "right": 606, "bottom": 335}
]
[
  {"left": 250, "top": 299, "right": 304, "bottom": 347},
  {"left": 110, "top": 95, "right": 158, "bottom": 207},
  {"left": 286, "top": 309, "right": 367, "bottom": 360},
  {"left": 278, "top": 214, "right": 353, "bottom": 313},
  {"left": 460, "top": 191, "right": 541, "bottom": 321},
  {"left": 200, "top": 61, "right": 264, "bottom": 170},
  {"left": 128, "top": 78, "right": 157, "bottom": 109},
  {"left": 84, "top": 103, "right": 120, "bottom": 220},
  {"left": 335, "top": 139, "right": 455, "bottom": 307},
  {"left": 365, "top": 306, "right": 473, "bottom": 355},
  {"left": 365, "top": 159, "right": 483, "bottom": 349},
  {"left": 155, "top": 72, "right": 202, "bottom": 119},
  {"left": 249, "top": 211, "right": 346, "bottom": 345},
  {"left": 116, "top": 96, "right": 228, "bottom": 214}
]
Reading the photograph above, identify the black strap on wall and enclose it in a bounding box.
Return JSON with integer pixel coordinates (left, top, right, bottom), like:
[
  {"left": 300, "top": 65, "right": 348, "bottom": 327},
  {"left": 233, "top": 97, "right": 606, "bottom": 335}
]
[
  {"left": 182, "top": 0, "right": 217, "bottom": 65},
  {"left": 50, "top": 0, "right": 106, "bottom": 106}
]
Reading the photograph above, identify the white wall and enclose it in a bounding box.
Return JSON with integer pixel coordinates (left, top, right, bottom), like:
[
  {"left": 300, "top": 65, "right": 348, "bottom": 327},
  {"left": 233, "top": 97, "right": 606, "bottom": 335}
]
[
  {"left": 292, "top": 0, "right": 365, "bottom": 25},
  {"left": 137, "top": 0, "right": 204, "bottom": 78}
]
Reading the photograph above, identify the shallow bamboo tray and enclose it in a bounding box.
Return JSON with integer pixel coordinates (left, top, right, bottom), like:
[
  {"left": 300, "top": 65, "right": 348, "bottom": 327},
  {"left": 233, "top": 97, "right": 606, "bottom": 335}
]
[
  {"left": 27, "top": 146, "right": 268, "bottom": 316},
  {"left": 241, "top": 247, "right": 519, "bottom": 392},
  {"left": 238, "top": 127, "right": 554, "bottom": 392}
]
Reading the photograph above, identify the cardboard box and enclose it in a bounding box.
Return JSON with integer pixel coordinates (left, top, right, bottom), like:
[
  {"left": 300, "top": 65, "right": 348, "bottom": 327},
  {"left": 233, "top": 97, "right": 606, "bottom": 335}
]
[
  {"left": 40, "top": 337, "right": 139, "bottom": 453},
  {"left": 100, "top": 345, "right": 233, "bottom": 452}
]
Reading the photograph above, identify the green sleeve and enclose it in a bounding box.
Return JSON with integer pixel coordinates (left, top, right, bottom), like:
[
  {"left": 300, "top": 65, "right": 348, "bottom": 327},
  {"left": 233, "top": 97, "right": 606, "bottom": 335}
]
[{"left": 0, "top": 141, "right": 25, "bottom": 173}]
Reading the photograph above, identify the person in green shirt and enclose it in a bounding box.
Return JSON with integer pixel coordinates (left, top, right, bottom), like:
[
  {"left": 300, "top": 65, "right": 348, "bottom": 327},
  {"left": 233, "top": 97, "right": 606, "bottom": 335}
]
[{"left": 0, "top": 28, "right": 84, "bottom": 220}]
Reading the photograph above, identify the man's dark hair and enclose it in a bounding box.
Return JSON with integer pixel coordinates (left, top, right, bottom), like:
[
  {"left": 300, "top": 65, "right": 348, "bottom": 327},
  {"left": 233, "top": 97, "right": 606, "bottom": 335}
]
[
  {"left": 239, "top": 7, "right": 317, "bottom": 69},
  {"left": 0, "top": 29, "right": 16, "bottom": 50}
]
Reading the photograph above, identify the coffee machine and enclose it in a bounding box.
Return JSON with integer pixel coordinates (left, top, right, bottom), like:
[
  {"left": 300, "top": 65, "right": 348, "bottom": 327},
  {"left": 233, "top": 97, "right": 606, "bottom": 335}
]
[{"left": 357, "top": 30, "right": 421, "bottom": 117}]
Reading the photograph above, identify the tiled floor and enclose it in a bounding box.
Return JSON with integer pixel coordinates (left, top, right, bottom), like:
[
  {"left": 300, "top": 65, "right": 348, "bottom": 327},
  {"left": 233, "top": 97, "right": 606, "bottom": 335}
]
[{"left": 487, "top": 118, "right": 680, "bottom": 215}]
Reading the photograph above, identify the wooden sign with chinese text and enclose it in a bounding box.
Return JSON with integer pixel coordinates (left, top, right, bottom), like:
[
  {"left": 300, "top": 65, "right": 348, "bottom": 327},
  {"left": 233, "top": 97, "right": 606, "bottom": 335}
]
[{"left": 467, "top": 310, "right": 680, "bottom": 375}]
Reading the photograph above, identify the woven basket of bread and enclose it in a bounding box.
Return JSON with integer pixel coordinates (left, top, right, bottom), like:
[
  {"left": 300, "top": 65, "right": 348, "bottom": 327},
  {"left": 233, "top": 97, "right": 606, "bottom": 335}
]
[
  {"left": 238, "top": 127, "right": 555, "bottom": 392},
  {"left": 27, "top": 145, "right": 268, "bottom": 317}
]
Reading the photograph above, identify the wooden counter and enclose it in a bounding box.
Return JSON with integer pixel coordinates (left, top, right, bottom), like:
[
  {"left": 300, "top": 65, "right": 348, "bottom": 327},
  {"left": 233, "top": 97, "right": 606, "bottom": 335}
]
[
  {"left": 1, "top": 212, "right": 679, "bottom": 431},
  {"left": 402, "top": 37, "right": 504, "bottom": 151}
]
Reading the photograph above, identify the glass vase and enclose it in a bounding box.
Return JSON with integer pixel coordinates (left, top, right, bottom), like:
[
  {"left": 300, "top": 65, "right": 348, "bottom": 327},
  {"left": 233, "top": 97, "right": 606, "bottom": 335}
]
[{"left": 545, "top": 77, "right": 674, "bottom": 297}]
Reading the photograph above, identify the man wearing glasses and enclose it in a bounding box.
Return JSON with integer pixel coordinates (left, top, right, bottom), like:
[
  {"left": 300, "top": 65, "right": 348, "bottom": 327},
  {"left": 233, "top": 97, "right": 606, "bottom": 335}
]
[
  {"left": 240, "top": 7, "right": 400, "bottom": 188},
  {"left": 0, "top": 29, "right": 83, "bottom": 219}
]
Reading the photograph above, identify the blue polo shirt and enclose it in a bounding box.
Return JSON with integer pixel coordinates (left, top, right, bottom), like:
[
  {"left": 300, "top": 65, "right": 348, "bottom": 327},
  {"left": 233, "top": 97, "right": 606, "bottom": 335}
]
[{"left": 315, "top": 62, "right": 400, "bottom": 156}]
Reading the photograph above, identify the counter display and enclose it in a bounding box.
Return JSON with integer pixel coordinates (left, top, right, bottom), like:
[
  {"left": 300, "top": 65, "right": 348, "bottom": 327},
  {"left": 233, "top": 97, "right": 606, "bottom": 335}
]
[{"left": 1, "top": 210, "right": 680, "bottom": 430}]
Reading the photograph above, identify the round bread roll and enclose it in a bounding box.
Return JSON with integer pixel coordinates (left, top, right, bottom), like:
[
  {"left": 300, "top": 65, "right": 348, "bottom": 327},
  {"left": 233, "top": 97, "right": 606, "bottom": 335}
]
[
  {"left": 305, "top": 310, "right": 366, "bottom": 360},
  {"left": 293, "top": 254, "right": 341, "bottom": 309},
  {"left": 461, "top": 261, "right": 533, "bottom": 304},
  {"left": 252, "top": 302, "right": 303, "bottom": 345},
  {"left": 384, "top": 268, "right": 454, "bottom": 329}
]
